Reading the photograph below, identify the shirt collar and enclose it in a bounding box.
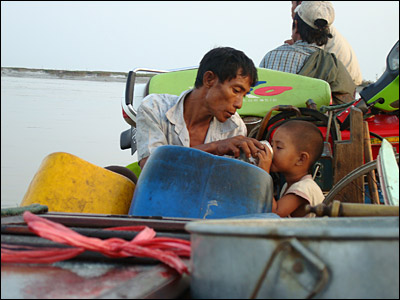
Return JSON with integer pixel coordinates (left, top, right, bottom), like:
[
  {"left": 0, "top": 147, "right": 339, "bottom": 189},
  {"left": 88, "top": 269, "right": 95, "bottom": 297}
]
[
  {"left": 165, "top": 88, "right": 241, "bottom": 133},
  {"left": 165, "top": 89, "right": 192, "bottom": 129},
  {"left": 294, "top": 40, "right": 322, "bottom": 49}
]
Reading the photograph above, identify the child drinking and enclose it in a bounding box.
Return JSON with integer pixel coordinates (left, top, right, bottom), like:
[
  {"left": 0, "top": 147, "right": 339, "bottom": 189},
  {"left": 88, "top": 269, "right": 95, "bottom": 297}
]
[{"left": 257, "top": 120, "right": 325, "bottom": 217}]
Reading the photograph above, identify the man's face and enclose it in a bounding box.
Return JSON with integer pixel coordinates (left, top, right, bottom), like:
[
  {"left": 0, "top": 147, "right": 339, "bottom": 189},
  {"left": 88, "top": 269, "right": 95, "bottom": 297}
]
[{"left": 204, "top": 71, "right": 252, "bottom": 123}]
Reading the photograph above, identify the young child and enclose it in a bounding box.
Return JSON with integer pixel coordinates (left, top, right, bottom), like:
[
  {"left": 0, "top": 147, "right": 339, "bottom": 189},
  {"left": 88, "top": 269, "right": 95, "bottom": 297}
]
[{"left": 257, "top": 120, "right": 325, "bottom": 217}]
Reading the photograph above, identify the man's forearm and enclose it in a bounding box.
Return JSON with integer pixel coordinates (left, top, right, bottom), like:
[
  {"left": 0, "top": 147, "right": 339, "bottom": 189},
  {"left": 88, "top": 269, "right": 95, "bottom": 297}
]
[
  {"left": 139, "top": 157, "right": 149, "bottom": 169},
  {"left": 192, "top": 142, "right": 218, "bottom": 155}
]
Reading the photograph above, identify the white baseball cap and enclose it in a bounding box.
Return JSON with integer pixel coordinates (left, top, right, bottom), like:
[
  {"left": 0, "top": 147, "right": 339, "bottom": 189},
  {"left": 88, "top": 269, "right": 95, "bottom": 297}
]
[{"left": 296, "top": 1, "right": 335, "bottom": 29}]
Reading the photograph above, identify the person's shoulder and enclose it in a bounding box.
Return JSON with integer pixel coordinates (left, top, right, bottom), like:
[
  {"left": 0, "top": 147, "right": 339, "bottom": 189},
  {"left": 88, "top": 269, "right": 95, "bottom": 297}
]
[
  {"left": 302, "top": 176, "right": 324, "bottom": 196},
  {"left": 326, "top": 25, "right": 353, "bottom": 51},
  {"left": 294, "top": 175, "right": 324, "bottom": 204},
  {"left": 142, "top": 93, "right": 178, "bottom": 105},
  {"left": 292, "top": 175, "right": 321, "bottom": 193},
  {"left": 271, "top": 43, "right": 295, "bottom": 52},
  {"left": 329, "top": 25, "right": 344, "bottom": 41},
  {"left": 301, "top": 175, "right": 320, "bottom": 185},
  {"left": 140, "top": 93, "right": 179, "bottom": 111},
  {"left": 274, "top": 41, "right": 318, "bottom": 55}
]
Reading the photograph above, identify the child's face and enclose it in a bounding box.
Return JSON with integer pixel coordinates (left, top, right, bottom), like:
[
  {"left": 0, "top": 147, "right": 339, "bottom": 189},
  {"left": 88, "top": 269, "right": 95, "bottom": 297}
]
[{"left": 270, "top": 127, "right": 300, "bottom": 173}]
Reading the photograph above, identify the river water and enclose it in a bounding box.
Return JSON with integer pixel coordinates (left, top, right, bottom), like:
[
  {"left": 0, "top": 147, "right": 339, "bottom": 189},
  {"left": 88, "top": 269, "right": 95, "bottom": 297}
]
[{"left": 1, "top": 75, "right": 137, "bottom": 208}]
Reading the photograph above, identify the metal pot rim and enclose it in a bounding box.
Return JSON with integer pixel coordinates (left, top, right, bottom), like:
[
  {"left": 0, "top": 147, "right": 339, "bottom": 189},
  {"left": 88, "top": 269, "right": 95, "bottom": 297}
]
[{"left": 185, "top": 217, "right": 399, "bottom": 239}]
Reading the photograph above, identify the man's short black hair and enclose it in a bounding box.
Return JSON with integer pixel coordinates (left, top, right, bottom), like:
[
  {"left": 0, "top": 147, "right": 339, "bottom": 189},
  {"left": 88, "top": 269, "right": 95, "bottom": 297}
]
[{"left": 194, "top": 47, "right": 258, "bottom": 88}]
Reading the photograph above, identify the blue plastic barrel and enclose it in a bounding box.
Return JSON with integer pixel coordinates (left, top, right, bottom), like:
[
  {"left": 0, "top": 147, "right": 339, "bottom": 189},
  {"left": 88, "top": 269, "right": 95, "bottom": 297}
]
[{"left": 129, "top": 145, "right": 273, "bottom": 219}]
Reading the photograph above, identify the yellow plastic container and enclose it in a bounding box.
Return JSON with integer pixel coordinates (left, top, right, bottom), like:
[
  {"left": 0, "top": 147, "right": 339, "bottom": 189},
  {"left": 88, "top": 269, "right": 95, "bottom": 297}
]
[{"left": 20, "top": 152, "right": 135, "bottom": 214}]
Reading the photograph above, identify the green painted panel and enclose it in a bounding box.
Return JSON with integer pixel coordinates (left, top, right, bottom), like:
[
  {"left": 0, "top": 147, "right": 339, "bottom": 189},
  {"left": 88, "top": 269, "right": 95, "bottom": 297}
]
[
  {"left": 126, "top": 161, "right": 141, "bottom": 178},
  {"left": 148, "top": 68, "right": 331, "bottom": 117},
  {"left": 149, "top": 69, "right": 197, "bottom": 95},
  {"left": 366, "top": 75, "right": 399, "bottom": 112}
]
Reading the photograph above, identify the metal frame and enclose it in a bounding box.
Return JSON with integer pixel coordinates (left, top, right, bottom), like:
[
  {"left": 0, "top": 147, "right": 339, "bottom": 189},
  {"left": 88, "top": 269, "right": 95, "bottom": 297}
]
[
  {"left": 323, "top": 153, "right": 399, "bottom": 205},
  {"left": 122, "top": 68, "right": 168, "bottom": 125},
  {"left": 121, "top": 66, "right": 198, "bottom": 126}
]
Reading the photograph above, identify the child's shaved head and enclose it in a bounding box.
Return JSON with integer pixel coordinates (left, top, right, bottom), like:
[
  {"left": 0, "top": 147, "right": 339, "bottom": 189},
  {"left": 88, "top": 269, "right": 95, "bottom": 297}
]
[{"left": 278, "top": 120, "right": 324, "bottom": 168}]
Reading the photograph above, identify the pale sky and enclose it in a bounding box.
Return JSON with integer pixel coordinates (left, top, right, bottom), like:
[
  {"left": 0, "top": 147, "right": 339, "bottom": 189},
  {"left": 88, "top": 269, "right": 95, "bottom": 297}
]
[{"left": 1, "top": 1, "right": 399, "bottom": 81}]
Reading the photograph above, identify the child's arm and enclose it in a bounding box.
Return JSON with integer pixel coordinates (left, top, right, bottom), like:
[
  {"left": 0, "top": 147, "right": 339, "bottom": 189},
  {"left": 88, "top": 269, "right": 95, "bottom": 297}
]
[{"left": 271, "top": 193, "right": 309, "bottom": 217}]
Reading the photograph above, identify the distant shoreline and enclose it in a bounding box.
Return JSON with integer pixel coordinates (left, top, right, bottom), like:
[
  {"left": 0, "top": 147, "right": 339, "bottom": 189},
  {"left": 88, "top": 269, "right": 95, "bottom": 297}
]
[
  {"left": 1, "top": 67, "right": 129, "bottom": 82},
  {"left": 2, "top": 66, "right": 374, "bottom": 87}
]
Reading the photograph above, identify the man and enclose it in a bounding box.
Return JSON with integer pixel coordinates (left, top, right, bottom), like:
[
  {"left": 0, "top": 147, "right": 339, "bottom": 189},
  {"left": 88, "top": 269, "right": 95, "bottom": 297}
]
[
  {"left": 259, "top": 1, "right": 356, "bottom": 104},
  {"left": 137, "top": 47, "right": 266, "bottom": 169},
  {"left": 285, "top": 1, "right": 362, "bottom": 86}
]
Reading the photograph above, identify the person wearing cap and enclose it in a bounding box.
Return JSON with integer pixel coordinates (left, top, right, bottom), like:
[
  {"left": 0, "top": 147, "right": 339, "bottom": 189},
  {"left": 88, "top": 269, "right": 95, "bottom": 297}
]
[
  {"left": 285, "top": 1, "right": 362, "bottom": 86},
  {"left": 259, "top": 1, "right": 356, "bottom": 104}
]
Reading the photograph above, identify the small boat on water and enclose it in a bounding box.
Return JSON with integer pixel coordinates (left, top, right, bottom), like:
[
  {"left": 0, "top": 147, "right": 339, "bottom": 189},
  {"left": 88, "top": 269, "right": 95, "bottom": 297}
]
[
  {"left": 2, "top": 41, "right": 399, "bottom": 299},
  {"left": 2, "top": 204, "right": 399, "bottom": 298},
  {"left": 2, "top": 146, "right": 398, "bottom": 298}
]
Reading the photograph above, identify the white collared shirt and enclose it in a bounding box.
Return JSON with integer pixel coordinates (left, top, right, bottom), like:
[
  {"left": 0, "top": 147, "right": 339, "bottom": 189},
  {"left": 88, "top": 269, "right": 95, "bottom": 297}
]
[{"left": 136, "top": 89, "right": 247, "bottom": 162}]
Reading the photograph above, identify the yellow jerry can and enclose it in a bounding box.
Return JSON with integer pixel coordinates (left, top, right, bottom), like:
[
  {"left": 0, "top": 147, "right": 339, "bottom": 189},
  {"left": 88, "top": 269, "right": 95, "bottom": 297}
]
[{"left": 20, "top": 152, "right": 135, "bottom": 214}]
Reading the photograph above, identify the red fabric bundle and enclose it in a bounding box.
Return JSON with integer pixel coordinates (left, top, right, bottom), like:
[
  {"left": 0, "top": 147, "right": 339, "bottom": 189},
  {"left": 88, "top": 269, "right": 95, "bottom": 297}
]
[
  {"left": 1, "top": 212, "right": 190, "bottom": 274},
  {"left": 1, "top": 244, "right": 85, "bottom": 263}
]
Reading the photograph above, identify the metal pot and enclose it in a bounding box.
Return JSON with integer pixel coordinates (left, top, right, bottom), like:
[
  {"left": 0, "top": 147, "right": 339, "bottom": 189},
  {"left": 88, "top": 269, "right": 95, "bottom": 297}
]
[{"left": 185, "top": 217, "right": 399, "bottom": 299}]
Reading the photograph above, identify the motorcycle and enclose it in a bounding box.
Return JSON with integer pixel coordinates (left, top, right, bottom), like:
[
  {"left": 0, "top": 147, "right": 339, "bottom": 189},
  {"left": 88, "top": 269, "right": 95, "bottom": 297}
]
[{"left": 336, "top": 40, "right": 399, "bottom": 158}]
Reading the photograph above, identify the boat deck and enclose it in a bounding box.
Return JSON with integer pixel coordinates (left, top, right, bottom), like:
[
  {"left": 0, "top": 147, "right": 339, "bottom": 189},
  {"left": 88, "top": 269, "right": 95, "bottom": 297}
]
[{"left": 1, "top": 212, "right": 192, "bottom": 299}]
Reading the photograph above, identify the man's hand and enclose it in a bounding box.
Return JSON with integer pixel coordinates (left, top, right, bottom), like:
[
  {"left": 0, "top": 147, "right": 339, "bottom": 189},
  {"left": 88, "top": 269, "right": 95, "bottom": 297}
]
[
  {"left": 139, "top": 157, "right": 149, "bottom": 170},
  {"left": 140, "top": 136, "right": 266, "bottom": 169},
  {"left": 201, "top": 135, "right": 266, "bottom": 158}
]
